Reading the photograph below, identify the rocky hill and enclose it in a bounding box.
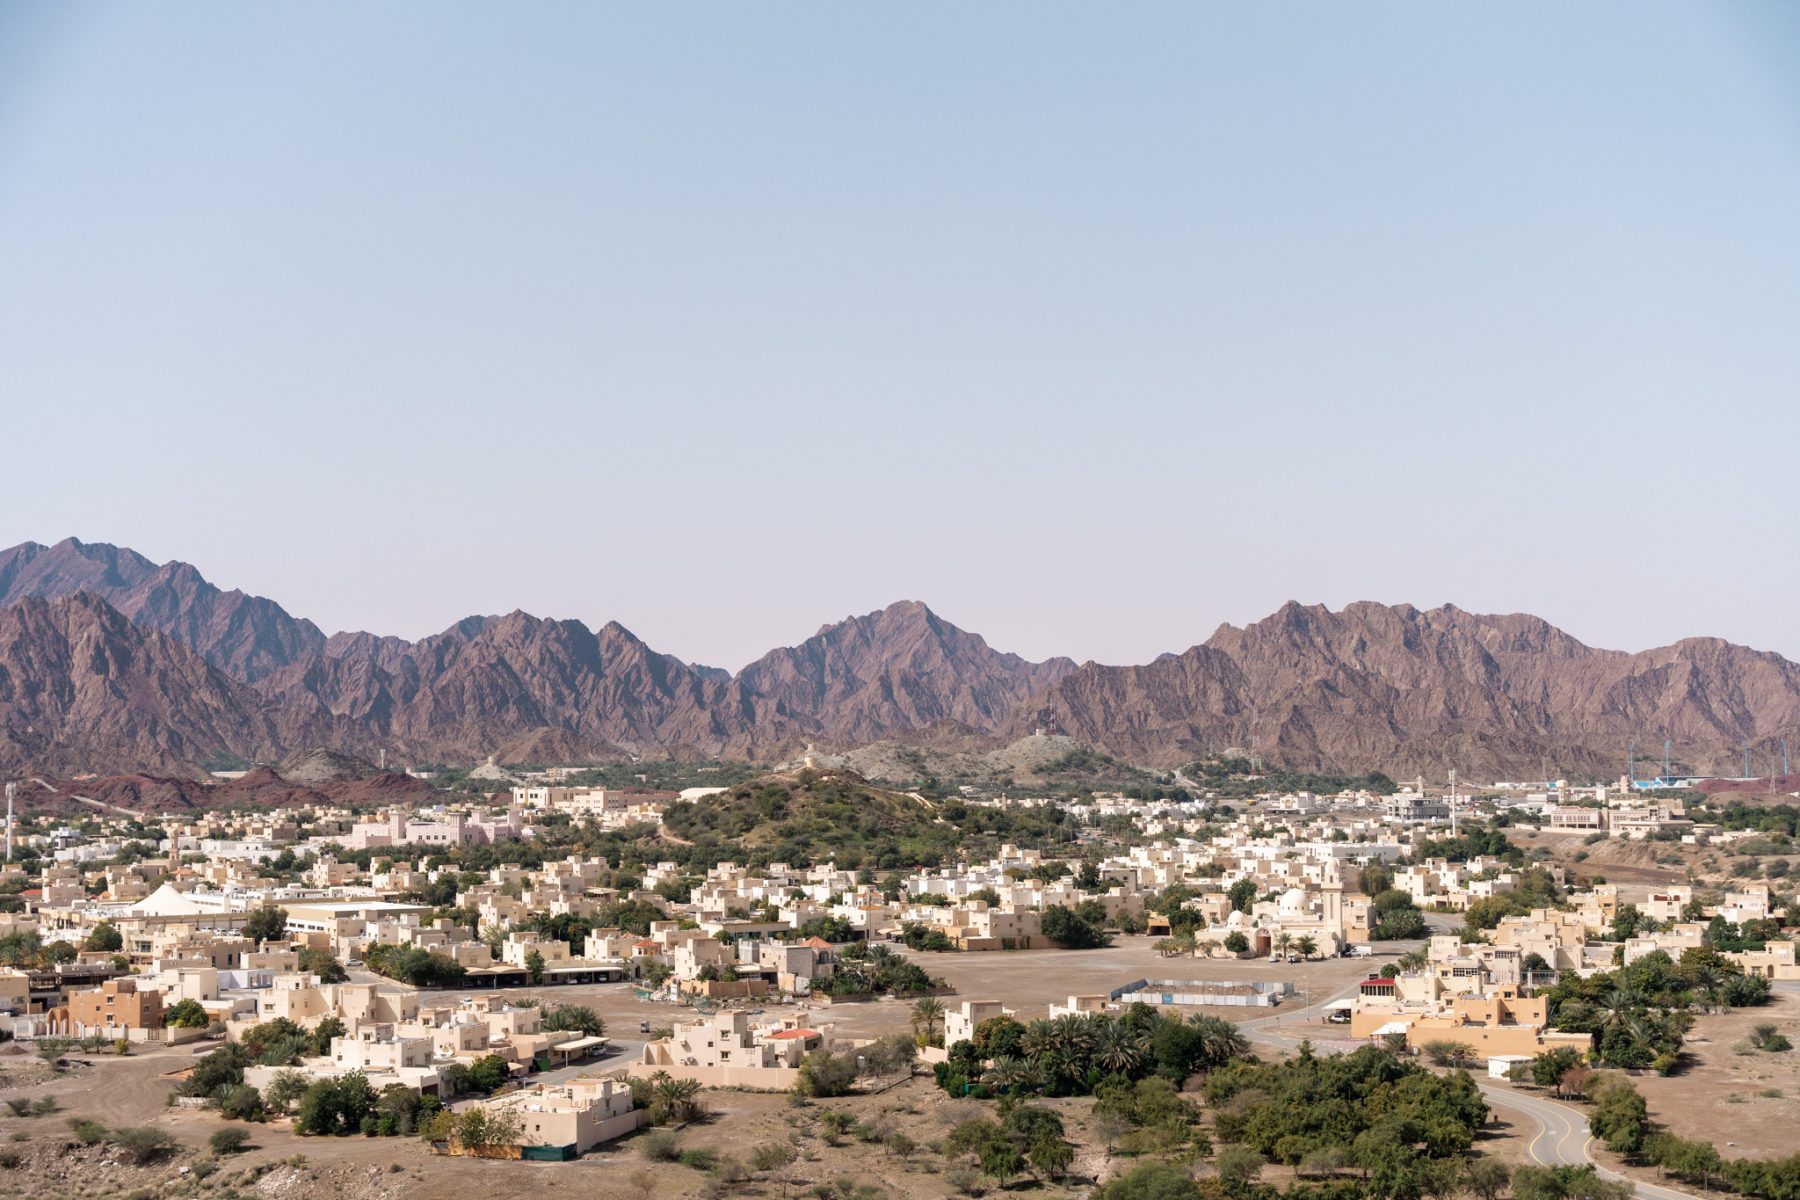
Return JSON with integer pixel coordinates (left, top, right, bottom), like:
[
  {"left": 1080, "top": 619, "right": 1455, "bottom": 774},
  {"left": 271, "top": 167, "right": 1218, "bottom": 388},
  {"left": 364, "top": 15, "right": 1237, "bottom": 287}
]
[
  {"left": 9, "top": 538, "right": 1800, "bottom": 779},
  {"left": 0, "top": 538, "right": 325, "bottom": 683},
  {"left": 1018, "top": 601, "right": 1800, "bottom": 777},
  {"left": 0, "top": 594, "right": 347, "bottom": 776}
]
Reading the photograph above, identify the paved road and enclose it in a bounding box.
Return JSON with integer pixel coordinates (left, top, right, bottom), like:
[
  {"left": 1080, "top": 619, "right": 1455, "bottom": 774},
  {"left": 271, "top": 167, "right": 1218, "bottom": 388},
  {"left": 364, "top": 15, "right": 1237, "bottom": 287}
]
[
  {"left": 27, "top": 776, "right": 147, "bottom": 821},
  {"left": 1238, "top": 956, "right": 1698, "bottom": 1200}
]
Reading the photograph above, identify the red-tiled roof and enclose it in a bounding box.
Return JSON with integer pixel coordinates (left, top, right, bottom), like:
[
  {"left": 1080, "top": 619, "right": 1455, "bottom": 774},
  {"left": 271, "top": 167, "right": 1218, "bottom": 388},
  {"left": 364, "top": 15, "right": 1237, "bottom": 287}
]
[{"left": 765, "top": 1028, "right": 821, "bottom": 1040}]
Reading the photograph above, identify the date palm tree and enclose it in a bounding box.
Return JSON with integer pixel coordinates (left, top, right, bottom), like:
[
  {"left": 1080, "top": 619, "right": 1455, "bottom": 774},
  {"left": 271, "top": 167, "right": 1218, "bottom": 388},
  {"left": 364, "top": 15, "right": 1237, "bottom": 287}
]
[
  {"left": 1049, "top": 1013, "right": 1098, "bottom": 1060},
  {"left": 1597, "top": 986, "right": 1646, "bottom": 1034},
  {"left": 652, "top": 1075, "right": 702, "bottom": 1123},
  {"left": 1295, "top": 935, "right": 1318, "bottom": 960},
  {"left": 1188, "top": 1014, "right": 1249, "bottom": 1071},
  {"left": 910, "top": 996, "right": 945, "bottom": 1045},
  {"left": 1274, "top": 932, "right": 1293, "bottom": 959},
  {"left": 985, "top": 1055, "right": 1043, "bottom": 1093},
  {"left": 1092, "top": 1020, "right": 1149, "bottom": 1077},
  {"left": 1686, "top": 962, "right": 1727, "bottom": 1013},
  {"left": 1019, "top": 1020, "right": 1057, "bottom": 1064}
]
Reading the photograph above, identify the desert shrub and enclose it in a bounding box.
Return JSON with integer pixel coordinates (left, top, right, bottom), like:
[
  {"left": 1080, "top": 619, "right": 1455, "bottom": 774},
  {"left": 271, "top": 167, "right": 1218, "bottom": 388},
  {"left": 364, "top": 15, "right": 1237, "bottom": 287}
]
[
  {"left": 210, "top": 1128, "right": 252, "bottom": 1155},
  {"left": 218, "top": 1084, "right": 266, "bottom": 1122},
  {"left": 1749, "top": 1023, "right": 1793, "bottom": 1052},
  {"left": 67, "top": 1118, "right": 108, "bottom": 1145},
  {"left": 110, "top": 1127, "right": 177, "bottom": 1165},
  {"left": 794, "top": 1049, "right": 861, "bottom": 1098},
  {"left": 638, "top": 1129, "right": 682, "bottom": 1161}
]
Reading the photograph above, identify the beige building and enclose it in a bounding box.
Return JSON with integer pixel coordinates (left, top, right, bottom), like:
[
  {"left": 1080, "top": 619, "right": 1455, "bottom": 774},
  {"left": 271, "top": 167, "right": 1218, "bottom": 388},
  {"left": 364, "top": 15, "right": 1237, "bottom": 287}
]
[
  {"left": 944, "top": 999, "right": 1010, "bottom": 1046},
  {"left": 1351, "top": 984, "right": 1589, "bottom": 1058},
  {"left": 467, "top": 1077, "right": 644, "bottom": 1156},
  {"left": 631, "top": 1011, "right": 824, "bottom": 1089}
]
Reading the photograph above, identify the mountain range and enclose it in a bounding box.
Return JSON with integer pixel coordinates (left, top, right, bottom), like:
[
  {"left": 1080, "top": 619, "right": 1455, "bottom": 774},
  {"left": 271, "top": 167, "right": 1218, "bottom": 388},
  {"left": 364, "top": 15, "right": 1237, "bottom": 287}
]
[{"left": 3, "top": 536, "right": 1799, "bottom": 781}]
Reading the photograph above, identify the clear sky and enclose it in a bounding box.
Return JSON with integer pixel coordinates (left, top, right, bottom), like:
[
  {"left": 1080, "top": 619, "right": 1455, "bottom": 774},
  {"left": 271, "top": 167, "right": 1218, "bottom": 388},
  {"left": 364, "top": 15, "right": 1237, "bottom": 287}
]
[{"left": 3, "top": 4, "right": 1799, "bottom": 671}]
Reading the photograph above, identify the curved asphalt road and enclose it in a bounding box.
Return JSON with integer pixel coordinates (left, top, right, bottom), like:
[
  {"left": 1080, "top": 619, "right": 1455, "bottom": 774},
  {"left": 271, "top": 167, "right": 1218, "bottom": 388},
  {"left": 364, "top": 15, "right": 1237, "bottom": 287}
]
[{"left": 1237, "top": 932, "right": 1697, "bottom": 1200}]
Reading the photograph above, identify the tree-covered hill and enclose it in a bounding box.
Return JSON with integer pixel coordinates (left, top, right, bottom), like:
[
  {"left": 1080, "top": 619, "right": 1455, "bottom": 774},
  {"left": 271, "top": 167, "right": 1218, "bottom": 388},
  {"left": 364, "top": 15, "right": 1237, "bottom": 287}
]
[{"left": 660, "top": 768, "right": 1078, "bottom": 871}]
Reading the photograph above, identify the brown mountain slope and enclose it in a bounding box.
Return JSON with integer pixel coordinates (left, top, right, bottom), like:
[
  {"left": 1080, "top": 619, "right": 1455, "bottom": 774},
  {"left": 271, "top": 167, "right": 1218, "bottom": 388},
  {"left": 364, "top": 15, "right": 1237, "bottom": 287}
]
[
  {"left": 10, "top": 540, "right": 1800, "bottom": 780},
  {"left": 1019, "top": 601, "right": 1800, "bottom": 777},
  {"left": 0, "top": 538, "right": 325, "bottom": 683},
  {"left": 0, "top": 545, "right": 1077, "bottom": 769},
  {"left": 722, "top": 600, "right": 1076, "bottom": 749},
  {"left": 262, "top": 611, "right": 723, "bottom": 761},
  {"left": 0, "top": 594, "right": 344, "bottom": 775},
  {"left": 260, "top": 600, "right": 1068, "bottom": 764}
]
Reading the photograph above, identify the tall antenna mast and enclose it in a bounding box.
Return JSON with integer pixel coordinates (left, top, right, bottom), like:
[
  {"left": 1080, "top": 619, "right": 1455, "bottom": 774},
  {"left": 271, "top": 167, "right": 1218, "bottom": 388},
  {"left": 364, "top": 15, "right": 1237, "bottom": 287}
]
[
  {"left": 4, "top": 782, "right": 13, "bottom": 862},
  {"left": 1628, "top": 738, "right": 1636, "bottom": 783},
  {"left": 1663, "top": 739, "right": 1671, "bottom": 783},
  {"left": 1448, "top": 769, "right": 1458, "bottom": 837}
]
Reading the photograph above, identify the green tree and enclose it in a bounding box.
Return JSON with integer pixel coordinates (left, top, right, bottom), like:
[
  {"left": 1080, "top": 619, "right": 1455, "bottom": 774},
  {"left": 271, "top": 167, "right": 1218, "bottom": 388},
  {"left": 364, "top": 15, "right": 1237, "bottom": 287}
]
[
  {"left": 243, "top": 905, "right": 288, "bottom": 945},
  {"left": 1215, "top": 1144, "right": 1264, "bottom": 1187},
  {"left": 1027, "top": 1133, "right": 1074, "bottom": 1180},
  {"left": 1588, "top": 1079, "right": 1649, "bottom": 1156},
  {"left": 298, "top": 947, "right": 348, "bottom": 983},
  {"left": 294, "top": 1071, "right": 377, "bottom": 1136},
  {"left": 1611, "top": 904, "right": 1643, "bottom": 942},
  {"left": 1511, "top": 1164, "right": 1631, "bottom": 1200},
  {"left": 1530, "top": 1047, "right": 1582, "bottom": 1088},
  {"left": 1093, "top": 1161, "right": 1199, "bottom": 1200},
  {"left": 1228, "top": 878, "right": 1258, "bottom": 913},
  {"left": 1462, "top": 1157, "right": 1511, "bottom": 1200},
  {"left": 794, "top": 1049, "right": 860, "bottom": 1098},
  {"left": 163, "top": 998, "right": 210, "bottom": 1028},
  {"left": 263, "top": 1068, "right": 310, "bottom": 1115},
  {"left": 83, "top": 922, "right": 123, "bottom": 953},
  {"left": 1039, "top": 904, "right": 1110, "bottom": 949}
]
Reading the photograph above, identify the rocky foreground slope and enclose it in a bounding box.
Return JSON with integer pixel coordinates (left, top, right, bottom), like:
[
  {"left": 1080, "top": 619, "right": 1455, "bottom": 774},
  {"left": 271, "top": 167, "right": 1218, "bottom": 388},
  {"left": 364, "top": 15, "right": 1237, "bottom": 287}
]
[{"left": 3, "top": 537, "right": 1799, "bottom": 778}]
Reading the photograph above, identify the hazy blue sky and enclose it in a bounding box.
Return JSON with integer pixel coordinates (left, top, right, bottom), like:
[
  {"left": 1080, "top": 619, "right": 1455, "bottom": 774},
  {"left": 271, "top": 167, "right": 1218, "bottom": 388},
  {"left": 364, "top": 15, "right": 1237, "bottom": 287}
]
[{"left": 4, "top": 4, "right": 1799, "bottom": 670}]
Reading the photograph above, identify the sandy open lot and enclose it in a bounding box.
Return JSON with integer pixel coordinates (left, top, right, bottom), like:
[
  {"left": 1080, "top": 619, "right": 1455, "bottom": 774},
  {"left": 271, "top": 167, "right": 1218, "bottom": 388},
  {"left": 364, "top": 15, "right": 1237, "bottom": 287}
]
[{"left": 1622, "top": 987, "right": 1800, "bottom": 1159}]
